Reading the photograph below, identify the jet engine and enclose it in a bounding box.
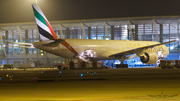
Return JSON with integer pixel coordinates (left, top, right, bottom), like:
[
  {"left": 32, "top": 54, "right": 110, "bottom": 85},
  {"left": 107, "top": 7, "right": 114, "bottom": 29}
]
[{"left": 140, "top": 51, "right": 158, "bottom": 64}]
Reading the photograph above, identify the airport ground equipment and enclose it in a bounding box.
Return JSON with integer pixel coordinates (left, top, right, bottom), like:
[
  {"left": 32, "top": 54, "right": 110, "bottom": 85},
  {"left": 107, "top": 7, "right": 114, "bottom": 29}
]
[
  {"left": 160, "top": 60, "right": 174, "bottom": 69},
  {"left": 3, "top": 64, "right": 14, "bottom": 70},
  {"left": 78, "top": 61, "right": 86, "bottom": 69},
  {"left": 174, "top": 60, "right": 180, "bottom": 68},
  {"left": 69, "top": 61, "right": 74, "bottom": 69},
  {"left": 57, "top": 64, "right": 69, "bottom": 70},
  {"left": 57, "top": 61, "right": 109, "bottom": 70},
  {"left": 50, "top": 62, "right": 68, "bottom": 70},
  {"left": 0, "top": 65, "right": 3, "bottom": 70}
]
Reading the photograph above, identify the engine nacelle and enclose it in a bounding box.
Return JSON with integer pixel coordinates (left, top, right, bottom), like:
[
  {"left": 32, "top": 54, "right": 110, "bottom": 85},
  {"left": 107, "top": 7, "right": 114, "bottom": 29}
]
[{"left": 140, "top": 52, "right": 158, "bottom": 64}]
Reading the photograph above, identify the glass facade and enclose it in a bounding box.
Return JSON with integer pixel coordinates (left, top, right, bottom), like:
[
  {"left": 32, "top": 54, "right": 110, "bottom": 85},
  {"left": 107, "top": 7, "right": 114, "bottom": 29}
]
[{"left": 0, "top": 24, "right": 179, "bottom": 53}]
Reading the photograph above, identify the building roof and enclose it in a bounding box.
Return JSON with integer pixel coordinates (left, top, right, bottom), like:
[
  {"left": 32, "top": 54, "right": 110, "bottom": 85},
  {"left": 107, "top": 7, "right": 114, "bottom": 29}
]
[{"left": 0, "top": 16, "right": 179, "bottom": 30}]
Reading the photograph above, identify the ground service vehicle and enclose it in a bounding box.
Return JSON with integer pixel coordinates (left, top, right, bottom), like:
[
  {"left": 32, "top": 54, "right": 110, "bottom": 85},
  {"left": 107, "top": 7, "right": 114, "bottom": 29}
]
[{"left": 3, "top": 64, "right": 13, "bottom": 70}]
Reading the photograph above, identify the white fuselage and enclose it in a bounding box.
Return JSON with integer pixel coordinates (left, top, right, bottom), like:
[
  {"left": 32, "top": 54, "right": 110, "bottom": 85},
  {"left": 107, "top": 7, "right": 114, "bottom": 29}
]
[{"left": 33, "top": 39, "right": 169, "bottom": 60}]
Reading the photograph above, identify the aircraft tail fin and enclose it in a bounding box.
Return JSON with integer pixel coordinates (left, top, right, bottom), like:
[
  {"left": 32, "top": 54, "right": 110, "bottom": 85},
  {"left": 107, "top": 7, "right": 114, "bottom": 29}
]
[{"left": 32, "top": 4, "right": 58, "bottom": 41}]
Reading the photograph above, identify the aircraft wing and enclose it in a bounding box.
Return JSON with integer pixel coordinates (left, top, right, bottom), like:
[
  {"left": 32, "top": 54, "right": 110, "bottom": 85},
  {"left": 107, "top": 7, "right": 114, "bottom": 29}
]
[
  {"left": 147, "top": 94, "right": 160, "bottom": 98},
  {"left": 109, "top": 40, "right": 177, "bottom": 57},
  {"left": 164, "top": 94, "right": 178, "bottom": 98}
]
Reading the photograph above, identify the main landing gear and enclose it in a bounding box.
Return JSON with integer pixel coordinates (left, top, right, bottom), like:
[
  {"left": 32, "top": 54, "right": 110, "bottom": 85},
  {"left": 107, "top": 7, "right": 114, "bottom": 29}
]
[
  {"left": 116, "top": 63, "right": 128, "bottom": 68},
  {"left": 116, "top": 55, "right": 128, "bottom": 68}
]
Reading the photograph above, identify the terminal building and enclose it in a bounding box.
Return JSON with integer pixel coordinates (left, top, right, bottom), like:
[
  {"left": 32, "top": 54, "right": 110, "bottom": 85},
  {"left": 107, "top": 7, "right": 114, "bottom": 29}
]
[
  {"left": 0, "top": 18, "right": 179, "bottom": 67},
  {"left": 0, "top": 1, "right": 180, "bottom": 67}
]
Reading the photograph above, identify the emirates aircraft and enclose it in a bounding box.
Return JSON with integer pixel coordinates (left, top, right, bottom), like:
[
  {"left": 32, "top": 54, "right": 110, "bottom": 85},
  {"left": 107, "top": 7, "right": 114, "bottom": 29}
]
[{"left": 10, "top": 4, "right": 176, "bottom": 65}]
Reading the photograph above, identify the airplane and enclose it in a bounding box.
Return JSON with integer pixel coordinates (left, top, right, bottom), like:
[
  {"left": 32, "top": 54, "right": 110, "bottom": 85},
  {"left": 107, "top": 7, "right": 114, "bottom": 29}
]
[
  {"left": 147, "top": 90, "right": 178, "bottom": 98},
  {"left": 9, "top": 4, "right": 177, "bottom": 68}
]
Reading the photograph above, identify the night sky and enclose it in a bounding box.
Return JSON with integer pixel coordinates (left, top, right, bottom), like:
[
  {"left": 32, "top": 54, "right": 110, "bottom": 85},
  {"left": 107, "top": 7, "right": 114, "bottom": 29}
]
[{"left": 0, "top": 0, "right": 180, "bottom": 23}]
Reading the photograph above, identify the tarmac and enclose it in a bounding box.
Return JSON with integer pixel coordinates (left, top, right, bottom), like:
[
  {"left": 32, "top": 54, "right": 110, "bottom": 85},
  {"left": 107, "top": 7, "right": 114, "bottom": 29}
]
[{"left": 0, "top": 67, "right": 180, "bottom": 101}]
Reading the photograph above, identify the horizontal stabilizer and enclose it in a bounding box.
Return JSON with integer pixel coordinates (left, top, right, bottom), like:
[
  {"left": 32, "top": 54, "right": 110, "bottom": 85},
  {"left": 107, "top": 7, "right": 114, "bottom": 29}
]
[
  {"left": 43, "top": 39, "right": 64, "bottom": 47},
  {"left": 34, "top": 39, "right": 65, "bottom": 47},
  {"left": 7, "top": 41, "right": 32, "bottom": 46},
  {"left": 8, "top": 45, "right": 35, "bottom": 48}
]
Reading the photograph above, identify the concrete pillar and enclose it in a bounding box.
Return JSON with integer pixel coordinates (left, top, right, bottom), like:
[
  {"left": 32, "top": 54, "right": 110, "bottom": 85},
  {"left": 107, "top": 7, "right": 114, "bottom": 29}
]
[
  {"left": 59, "top": 24, "right": 64, "bottom": 38},
  {"left": 143, "top": 24, "right": 145, "bottom": 41},
  {"left": 127, "top": 29, "right": 129, "bottom": 40},
  {"left": 128, "top": 20, "right": 134, "bottom": 40},
  {"left": 73, "top": 28, "right": 76, "bottom": 39},
  {"left": 111, "top": 26, "right": 114, "bottom": 40},
  {"left": 160, "top": 24, "right": 163, "bottom": 43},
  {"left": 178, "top": 24, "right": 179, "bottom": 51},
  {"left": 25, "top": 30, "right": 28, "bottom": 54},
  {"left": 96, "top": 27, "right": 97, "bottom": 40},
  {"left": 111, "top": 60, "right": 114, "bottom": 68},
  {"left": 32, "top": 30, "right": 34, "bottom": 41},
  {"left": 26, "top": 58, "right": 28, "bottom": 64},
  {"left": 36, "top": 27, "right": 39, "bottom": 41},
  {"left": 17, "top": 26, "right": 26, "bottom": 56},
  {"left": 32, "top": 30, "right": 34, "bottom": 54},
  {"left": 5, "top": 31, "right": 8, "bottom": 54},
  {"left": 25, "top": 30, "right": 28, "bottom": 43},
  {"left": 104, "top": 27, "right": 105, "bottom": 39},
  {"left": 12, "top": 30, "right": 14, "bottom": 53},
  {"left": 43, "top": 51, "right": 48, "bottom": 66},
  {"left": 81, "top": 23, "right": 86, "bottom": 39},
  {"left": 66, "top": 28, "right": 70, "bottom": 39},
  {"left": 88, "top": 27, "right": 91, "bottom": 39},
  {"left": 104, "top": 22, "right": 109, "bottom": 40},
  {"left": 119, "top": 26, "right": 122, "bottom": 40},
  {"left": 12, "top": 30, "right": 14, "bottom": 40},
  {"left": 36, "top": 27, "right": 39, "bottom": 63},
  {"left": 135, "top": 25, "right": 138, "bottom": 40},
  {"left": 0, "top": 31, "right": 6, "bottom": 56},
  {"left": 70, "top": 29, "right": 73, "bottom": 39},
  {"left": 7, "top": 58, "right": 9, "bottom": 64},
  {"left": 46, "top": 58, "right": 49, "bottom": 66},
  {"left": 169, "top": 24, "right": 170, "bottom": 50},
  {"left": 152, "top": 19, "right": 159, "bottom": 42},
  {"left": 0, "top": 59, "right": 2, "bottom": 65}
]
